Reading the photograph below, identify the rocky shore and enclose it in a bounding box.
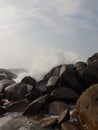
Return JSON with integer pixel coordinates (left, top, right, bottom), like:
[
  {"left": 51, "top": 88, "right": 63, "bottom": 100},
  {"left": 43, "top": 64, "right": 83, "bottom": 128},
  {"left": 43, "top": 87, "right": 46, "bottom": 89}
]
[{"left": 0, "top": 53, "right": 98, "bottom": 130}]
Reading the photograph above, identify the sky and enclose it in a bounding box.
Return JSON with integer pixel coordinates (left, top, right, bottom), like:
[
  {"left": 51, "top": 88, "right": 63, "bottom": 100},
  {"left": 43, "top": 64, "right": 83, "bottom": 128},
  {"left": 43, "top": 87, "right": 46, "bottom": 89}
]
[{"left": 0, "top": 0, "right": 98, "bottom": 69}]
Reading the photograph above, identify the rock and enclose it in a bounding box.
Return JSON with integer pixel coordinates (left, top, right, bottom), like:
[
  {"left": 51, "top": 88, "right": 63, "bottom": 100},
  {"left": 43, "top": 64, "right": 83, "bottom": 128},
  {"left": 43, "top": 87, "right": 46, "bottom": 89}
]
[
  {"left": 61, "top": 122, "right": 82, "bottom": 130},
  {"left": 40, "top": 117, "right": 57, "bottom": 127},
  {"left": 57, "top": 109, "right": 70, "bottom": 123},
  {"left": 25, "top": 90, "right": 40, "bottom": 101},
  {"left": 0, "top": 69, "right": 17, "bottom": 80},
  {"left": 0, "top": 93, "right": 6, "bottom": 101},
  {"left": 43, "top": 65, "right": 62, "bottom": 80},
  {"left": 23, "top": 94, "right": 49, "bottom": 116},
  {"left": 5, "top": 83, "right": 33, "bottom": 101},
  {"left": 75, "top": 54, "right": 98, "bottom": 87},
  {"left": 21, "top": 76, "right": 36, "bottom": 87},
  {"left": 87, "top": 53, "right": 98, "bottom": 65},
  {"left": 49, "top": 101, "right": 68, "bottom": 115},
  {"left": 37, "top": 76, "right": 59, "bottom": 94},
  {"left": 46, "top": 76, "right": 59, "bottom": 87},
  {"left": 61, "top": 64, "right": 84, "bottom": 94},
  {"left": 7, "top": 99, "right": 30, "bottom": 112},
  {"left": 0, "top": 79, "right": 15, "bottom": 93},
  {"left": 51, "top": 87, "right": 79, "bottom": 103},
  {"left": 0, "top": 106, "right": 6, "bottom": 116},
  {"left": 76, "top": 84, "right": 98, "bottom": 130}
]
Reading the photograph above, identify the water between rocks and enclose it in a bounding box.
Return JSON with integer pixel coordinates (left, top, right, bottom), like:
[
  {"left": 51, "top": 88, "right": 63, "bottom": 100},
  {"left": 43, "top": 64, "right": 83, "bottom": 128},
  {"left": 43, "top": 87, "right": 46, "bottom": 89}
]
[{"left": 0, "top": 113, "right": 60, "bottom": 130}]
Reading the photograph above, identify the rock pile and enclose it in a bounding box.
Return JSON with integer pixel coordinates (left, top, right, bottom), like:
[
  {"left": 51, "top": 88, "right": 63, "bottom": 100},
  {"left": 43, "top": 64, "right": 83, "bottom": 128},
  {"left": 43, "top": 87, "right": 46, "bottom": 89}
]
[{"left": 0, "top": 53, "right": 98, "bottom": 130}]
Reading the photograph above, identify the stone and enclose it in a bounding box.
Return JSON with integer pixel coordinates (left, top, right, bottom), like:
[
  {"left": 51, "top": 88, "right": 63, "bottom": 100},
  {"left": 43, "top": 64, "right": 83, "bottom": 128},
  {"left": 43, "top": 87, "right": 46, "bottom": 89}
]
[
  {"left": 0, "top": 106, "right": 6, "bottom": 116},
  {"left": 76, "top": 84, "right": 98, "bottom": 130},
  {"left": 5, "top": 83, "right": 33, "bottom": 101},
  {"left": 49, "top": 101, "right": 68, "bottom": 115},
  {"left": 7, "top": 99, "right": 30, "bottom": 112},
  {"left": 21, "top": 76, "right": 36, "bottom": 87},
  {"left": 51, "top": 87, "right": 79, "bottom": 103},
  {"left": 40, "top": 117, "right": 57, "bottom": 127},
  {"left": 57, "top": 109, "right": 70, "bottom": 123},
  {"left": 23, "top": 94, "right": 49, "bottom": 116},
  {"left": 37, "top": 76, "right": 58, "bottom": 94},
  {"left": 61, "top": 64, "right": 84, "bottom": 94},
  {"left": 0, "top": 69, "right": 17, "bottom": 80},
  {"left": 0, "top": 79, "right": 15, "bottom": 93},
  {"left": 25, "top": 90, "right": 40, "bottom": 101},
  {"left": 61, "top": 122, "right": 82, "bottom": 130}
]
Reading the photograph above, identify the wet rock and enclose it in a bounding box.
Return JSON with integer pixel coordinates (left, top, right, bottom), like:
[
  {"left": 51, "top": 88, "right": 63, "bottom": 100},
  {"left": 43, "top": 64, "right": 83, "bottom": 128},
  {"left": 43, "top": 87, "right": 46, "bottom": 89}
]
[
  {"left": 23, "top": 94, "right": 49, "bottom": 116},
  {"left": 57, "top": 109, "right": 70, "bottom": 123},
  {"left": 25, "top": 90, "right": 40, "bottom": 101},
  {"left": 61, "top": 122, "right": 82, "bottom": 130},
  {"left": 7, "top": 99, "right": 30, "bottom": 112},
  {"left": 49, "top": 101, "right": 68, "bottom": 115},
  {"left": 51, "top": 87, "right": 79, "bottom": 103},
  {"left": 87, "top": 52, "right": 98, "bottom": 65},
  {"left": 43, "top": 65, "right": 62, "bottom": 79},
  {"left": 40, "top": 117, "right": 57, "bottom": 127},
  {"left": 46, "top": 76, "right": 59, "bottom": 87},
  {"left": 76, "top": 84, "right": 98, "bottom": 130},
  {"left": 61, "top": 64, "right": 84, "bottom": 94},
  {"left": 0, "top": 69, "right": 17, "bottom": 80},
  {"left": 21, "top": 76, "right": 36, "bottom": 87},
  {"left": 5, "top": 83, "right": 33, "bottom": 101},
  {"left": 37, "top": 76, "right": 59, "bottom": 94},
  {"left": 0, "top": 79, "right": 15, "bottom": 93},
  {"left": 0, "top": 106, "right": 6, "bottom": 116},
  {"left": 75, "top": 55, "right": 98, "bottom": 87},
  {"left": 0, "top": 93, "right": 6, "bottom": 101}
]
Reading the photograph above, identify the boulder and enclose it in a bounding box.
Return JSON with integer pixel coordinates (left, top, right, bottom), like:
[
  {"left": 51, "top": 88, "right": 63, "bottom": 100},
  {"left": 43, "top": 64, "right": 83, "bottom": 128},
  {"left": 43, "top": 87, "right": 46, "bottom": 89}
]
[
  {"left": 5, "top": 83, "right": 33, "bottom": 101},
  {"left": 43, "top": 65, "right": 62, "bottom": 79},
  {"left": 61, "top": 64, "right": 84, "bottom": 94},
  {"left": 23, "top": 94, "right": 49, "bottom": 116},
  {"left": 61, "top": 122, "right": 83, "bottom": 130},
  {"left": 49, "top": 101, "right": 68, "bottom": 115},
  {"left": 0, "top": 106, "right": 7, "bottom": 116},
  {"left": 75, "top": 54, "right": 98, "bottom": 87},
  {"left": 0, "top": 69, "right": 17, "bottom": 80},
  {"left": 25, "top": 90, "right": 40, "bottom": 101},
  {"left": 40, "top": 117, "right": 57, "bottom": 127},
  {"left": 37, "top": 76, "right": 59, "bottom": 94},
  {"left": 21, "top": 76, "right": 36, "bottom": 87},
  {"left": 7, "top": 99, "right": 30, "bottom": 112},
  {"left": 76, "top": 84, "right": 98, "bottom": 130},
  {"left": 0, "top": 79, "right": 15, "bottom": 93},
  {"left": 51, "top": 87, "right": 79, "bottom": 103},
  {"left": 57, "top": 109, "right": 70, "bottom": 123}
]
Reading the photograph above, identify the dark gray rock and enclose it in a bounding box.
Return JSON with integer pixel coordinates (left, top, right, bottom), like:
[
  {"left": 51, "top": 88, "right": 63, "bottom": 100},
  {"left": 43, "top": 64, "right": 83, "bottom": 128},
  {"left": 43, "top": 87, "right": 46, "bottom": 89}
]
[
  {"left": 5, "top": 83, "right": 33, "bottom": 101},
  {"left": 49, "top": 101, "right": 68, "bottom": 115},
  {"left": 23, "top": 94, "right": 49, "bottom": 116},
  {"left": 51, "top": 87, "right": 79, "bottom": 103},
  {"left": 0, "top": 79, "right": 15, "bottom": 93},
  {"left": 21, "top": 76, "right": 36, "bottom": 87}
]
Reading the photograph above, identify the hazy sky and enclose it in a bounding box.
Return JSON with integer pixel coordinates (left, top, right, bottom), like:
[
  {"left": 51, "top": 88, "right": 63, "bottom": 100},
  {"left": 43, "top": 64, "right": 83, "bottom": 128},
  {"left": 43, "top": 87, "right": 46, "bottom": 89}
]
[{"left": 0, "top": 0, "right": 98, "bottom": 68}]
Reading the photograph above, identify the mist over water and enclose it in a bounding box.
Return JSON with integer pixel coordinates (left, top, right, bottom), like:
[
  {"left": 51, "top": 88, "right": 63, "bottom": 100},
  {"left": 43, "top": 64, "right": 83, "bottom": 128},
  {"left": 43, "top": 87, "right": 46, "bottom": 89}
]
[{"left": 15, "top": 49, "right": 80, "bottom": 82}]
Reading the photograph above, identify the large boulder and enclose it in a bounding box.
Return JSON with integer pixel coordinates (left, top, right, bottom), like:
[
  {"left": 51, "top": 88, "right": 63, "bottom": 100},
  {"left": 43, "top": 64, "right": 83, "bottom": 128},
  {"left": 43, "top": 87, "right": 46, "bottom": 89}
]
[
  {"left": 23, "top": 94, "right": 49, "bottom": 116},
  {"left": 76, "top": 84, "right": 98, "bottom": 130},
  {"left": 21, "top": 76, "right": 36, "bottom": 88},
  {"left": 37, "top": 76, "right": 59, "bottom": 94},
  {"left": 49, "top": 101, "right": 68, "bottom": 115},
  {"left": 51, "top": 87, "right": 79, "bottom": 103},
  {"left": 75, "top": 53, "right": 98, "bottom": 87},
  {"left": 0, "top": 69, "right": 17, "bottom": 80},
  {"left": 0, "top": 79, "right": 15, "bottom": 93},
  {"left": 61, "top": 64, "right": 84, "bottom": 94},
  {"left": 5, "top": 83, "right": 33, "bottom": 101}
]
